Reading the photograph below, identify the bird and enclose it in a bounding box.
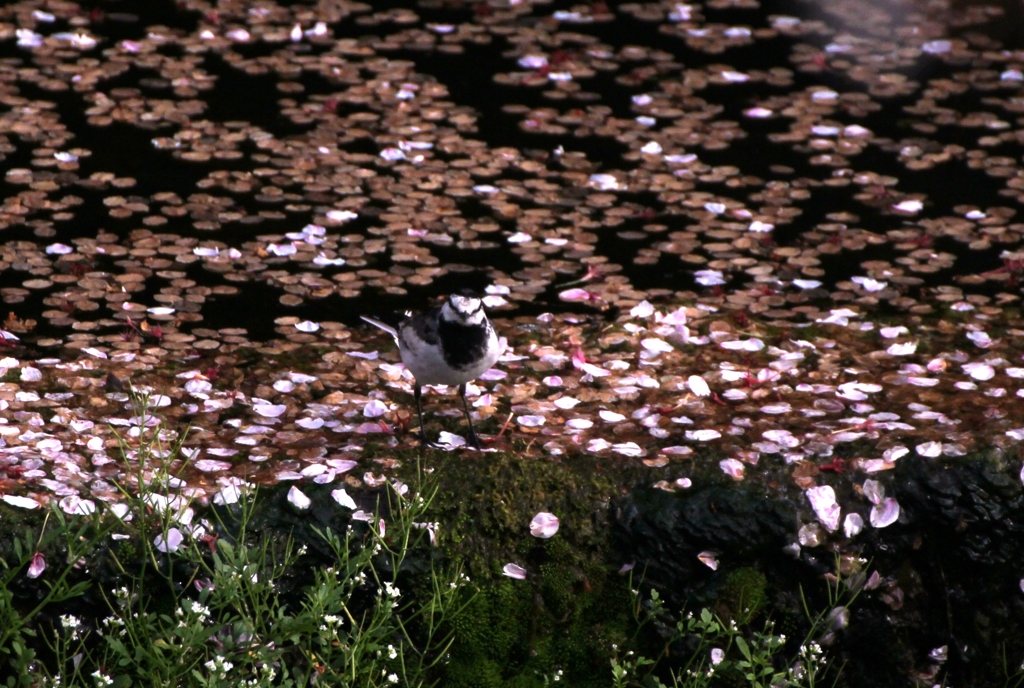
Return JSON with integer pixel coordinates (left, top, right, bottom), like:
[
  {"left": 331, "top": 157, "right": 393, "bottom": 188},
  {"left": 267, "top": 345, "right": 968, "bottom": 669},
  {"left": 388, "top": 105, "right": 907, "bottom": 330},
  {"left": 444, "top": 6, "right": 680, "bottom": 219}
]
[{"left": 360, "top": 289, "right": 501, "bottom": 449}]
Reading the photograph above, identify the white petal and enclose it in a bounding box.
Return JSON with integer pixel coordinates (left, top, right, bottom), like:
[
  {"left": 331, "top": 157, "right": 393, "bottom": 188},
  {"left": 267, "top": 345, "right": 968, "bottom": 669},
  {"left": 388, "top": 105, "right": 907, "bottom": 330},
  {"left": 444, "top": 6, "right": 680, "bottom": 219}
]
[
  {"left": 806, "top": 485, "right": 841, "bottom": 532},
  {"left": 333, "top": 489, "right": 358, "bottom": 509},
  {"left": 194, "top": 459, "right": 232, "bottom": 473},
  {"left": 886, "top": 342, "right": 917, "bottom": 356},
  {"left": 630, "top": 301, "right": 655, "bottom": 318},
  {"left": 363, "top": 400, "right": 389, "bottom": 418},
  {"left": 253, "top": 403, "right": 287, "bottom": 418},
  {"left": 687, "top": 375, "right": 711, "bottom": 397},
  {"left": 287, "top": 486, "right": 311, "bottom": 510},
  {"left": 2, "top": 495, "right": 40, "bottom": 509},
  {"left": 843, "top": 513, "right": 864, "bottom": 538},
  {"left": 612, "top": 442, "right": 645, "bottom": 457},
  {"left": 641, "top": 338, "right": 674, "bottom": 354}
]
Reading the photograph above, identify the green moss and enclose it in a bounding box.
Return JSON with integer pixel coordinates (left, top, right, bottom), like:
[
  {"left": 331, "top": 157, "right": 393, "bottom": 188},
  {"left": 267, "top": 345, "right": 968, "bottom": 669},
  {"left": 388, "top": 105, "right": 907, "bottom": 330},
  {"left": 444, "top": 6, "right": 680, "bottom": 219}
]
[
  {"left": 433, "top": 457, "right": 641, "bottom": 688},
  {"left": 717, "top": 567, "right": 768, "bottom": 626}
]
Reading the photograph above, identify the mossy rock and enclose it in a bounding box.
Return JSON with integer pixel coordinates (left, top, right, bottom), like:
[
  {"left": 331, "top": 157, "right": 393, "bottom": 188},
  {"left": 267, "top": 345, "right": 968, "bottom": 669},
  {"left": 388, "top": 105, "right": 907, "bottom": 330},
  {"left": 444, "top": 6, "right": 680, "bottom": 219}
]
[{"left": 717, "top": 567, "right": 768, "bottom": 625}]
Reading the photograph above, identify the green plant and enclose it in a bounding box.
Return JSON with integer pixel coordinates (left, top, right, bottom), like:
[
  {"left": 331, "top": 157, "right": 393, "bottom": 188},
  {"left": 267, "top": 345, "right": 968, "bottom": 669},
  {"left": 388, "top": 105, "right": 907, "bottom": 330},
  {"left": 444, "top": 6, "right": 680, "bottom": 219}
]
[
  {"left": 0, "top": 506, "right": 115, "bottom": 687},
  {"left": 4, "top": 387, "right": 474, "bottom": 687},
  {"left": 610, "top": 560, "right": 861, "bottom": 688}
]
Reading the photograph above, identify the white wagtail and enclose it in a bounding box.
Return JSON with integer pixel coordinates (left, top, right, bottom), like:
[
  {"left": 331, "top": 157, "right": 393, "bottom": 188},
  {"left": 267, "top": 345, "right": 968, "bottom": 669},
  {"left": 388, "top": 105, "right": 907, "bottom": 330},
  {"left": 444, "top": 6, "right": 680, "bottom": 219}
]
[{"left": 360, "top": 289, "right": 501, "bottom": 449}]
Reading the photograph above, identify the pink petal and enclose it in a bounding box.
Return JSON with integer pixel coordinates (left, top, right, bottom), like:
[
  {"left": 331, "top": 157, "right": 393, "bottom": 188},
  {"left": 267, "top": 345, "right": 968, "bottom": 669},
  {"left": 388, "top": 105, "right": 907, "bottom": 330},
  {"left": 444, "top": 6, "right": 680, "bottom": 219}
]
[
  {"left": 697, "top": 551, "right": 719, "bottom": 570},
  {"left": 154, "top": 528, "right": 184, "bottom": 553},
  {"left": 862, "top": 479, "right": 884, "bottom": 505},
  {"left": 719, "top": 458, "right": 745, "bottom": 479},
  {"left": 529, "top": 512, "right": 560, "bottom": 538},
  {"left": 870, "top": 498, "right": 900, "bottom": 528},
  {"left": 27, "top": 552, "right": 45, "bottom": 579},
  {"left": 502, "top": 563, "right": 527, "bottom": 580}
]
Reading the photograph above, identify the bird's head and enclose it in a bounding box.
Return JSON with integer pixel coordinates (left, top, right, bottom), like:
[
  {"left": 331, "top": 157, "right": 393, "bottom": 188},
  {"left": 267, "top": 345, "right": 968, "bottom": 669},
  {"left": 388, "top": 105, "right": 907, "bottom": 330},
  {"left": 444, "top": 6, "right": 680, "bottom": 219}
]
[{"left": 443, "top": 289, "right": 485, "bottom": 325}]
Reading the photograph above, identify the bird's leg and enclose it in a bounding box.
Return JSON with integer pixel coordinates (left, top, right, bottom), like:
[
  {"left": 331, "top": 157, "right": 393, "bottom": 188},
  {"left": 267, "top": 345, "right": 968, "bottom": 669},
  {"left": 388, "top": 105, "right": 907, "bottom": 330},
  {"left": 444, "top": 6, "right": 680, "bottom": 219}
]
[
  {"left": 413, "top": 382, "right": 429, "bottom": 445},
  {"left": 458, "top": 382, "right": 481, "bottom": 449}
]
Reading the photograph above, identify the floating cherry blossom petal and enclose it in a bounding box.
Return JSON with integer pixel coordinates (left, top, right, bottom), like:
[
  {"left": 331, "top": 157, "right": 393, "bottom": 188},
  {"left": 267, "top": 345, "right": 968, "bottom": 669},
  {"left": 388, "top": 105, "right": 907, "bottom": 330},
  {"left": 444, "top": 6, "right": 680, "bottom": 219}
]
[
  {"left": 59, "top": 496, "right": 95, "bottom": 516},
  {"left": 2, "top": 495, "right": 40, "bottom": 509},
  {"left": 254, "top": 403, "right": 287, "bottom": 418},
  {"left": 870, "top": 498, "right": 900, "bottom": 528},
  {"left": 631, "top": 301, "right": 655, "bottom": 318},
  {"left": 798, "top": 523, "right": 824, "bottom": 547},
  {"left": 687, "top": 375, "right": 710, "bottom": 397},
  {"left": 641, "top": 338, "right": 674, "bottom": 354},
  {"left": 287, "top": 486, "right": 311, "bottom": 510},
  {"left": 612, "top": 442, "right": 645, "bottom": 457},
  {"left": 916, "top": 441, "right": 942, "bottom": 457},
  {"left": 892, "top": 199, "right": 923, "bottom": 213},
  {"left": 566, "top": 418, "right": 594, "bottom": 430},
  {"left": 529, "top": 512, "right": 560, "bottom": 538},
  {"left": 560, "top": 288, "right": 594, "bottom": 302},
  {"left": 963, "top": 363, "right": 995, "bottom": 381},
  {"left": 518, "top": 415, "right": 546, "bottom": 427},
  {"left": 194, "top": 459, "right": 232, "bottom": 473},
  {"left": 600, "top": 410, "right": 626, "bottom": 423},
  {"left": 690, "top": 429, "right": 722, "bottom": 442},
  {"left": 887, "top": 342, "right": 917, "bottom": 356},
  {"left": 363, "top": 400, "right": 389, "bottom": 418},
  {"left": 502, "top": 563, "right": 527, "bottom": 580},
  {"left": 806, "top": 485, "right": 841, "bottom": 532},
  {"left": 720, "top": 338, "right": 764, "bottom": 351}
]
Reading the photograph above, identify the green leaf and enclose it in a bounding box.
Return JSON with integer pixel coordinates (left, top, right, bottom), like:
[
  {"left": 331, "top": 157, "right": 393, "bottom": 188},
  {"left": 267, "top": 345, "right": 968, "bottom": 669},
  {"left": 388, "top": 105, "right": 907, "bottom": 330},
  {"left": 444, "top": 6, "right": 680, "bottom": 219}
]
[{"left": 736, "top": 636, "right": 751, "bottom": 661}]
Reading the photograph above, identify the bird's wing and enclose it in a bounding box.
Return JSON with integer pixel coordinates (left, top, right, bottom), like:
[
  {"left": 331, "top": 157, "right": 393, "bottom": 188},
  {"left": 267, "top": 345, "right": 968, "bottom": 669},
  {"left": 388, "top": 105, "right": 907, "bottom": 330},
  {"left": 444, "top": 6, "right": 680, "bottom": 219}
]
[
  {"left": 405, "top": 307, "right": 441, "bottom": 345},
  {"left": 360, "top": 314, "right": 400, "bottom": 340}
]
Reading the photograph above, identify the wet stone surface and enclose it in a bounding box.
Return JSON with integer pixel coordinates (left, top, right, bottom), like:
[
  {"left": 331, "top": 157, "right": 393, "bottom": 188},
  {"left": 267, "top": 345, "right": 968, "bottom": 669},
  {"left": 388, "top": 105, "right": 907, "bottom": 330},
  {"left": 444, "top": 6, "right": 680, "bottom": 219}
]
[{"left": 2, "top": 0, "right": 1024, "bottom": 683}]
